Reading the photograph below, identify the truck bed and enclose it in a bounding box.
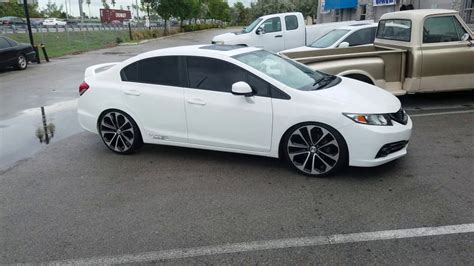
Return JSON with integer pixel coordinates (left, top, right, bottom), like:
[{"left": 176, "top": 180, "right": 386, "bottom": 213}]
[{"left": 282, "top": 46, "right": 408, "bottom": 95}]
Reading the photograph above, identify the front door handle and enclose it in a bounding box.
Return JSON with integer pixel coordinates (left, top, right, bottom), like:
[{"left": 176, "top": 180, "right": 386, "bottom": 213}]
[
  {"left": 187, "top": 98, "right": 206, "bottom": 106},
  {"left": 275, "top": 35, "right": 283, "bottom": 38},
  {"left": 124, "top": 90, "right": 140, "bottom": 96}
]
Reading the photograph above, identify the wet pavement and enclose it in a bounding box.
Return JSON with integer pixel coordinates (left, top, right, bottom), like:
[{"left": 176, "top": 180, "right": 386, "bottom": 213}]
[{"left": 0, "top": 28, "right": 473, "bottom": 264}]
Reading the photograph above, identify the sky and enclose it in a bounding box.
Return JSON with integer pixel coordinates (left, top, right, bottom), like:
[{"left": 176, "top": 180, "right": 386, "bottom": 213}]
[{"left": 37, "top": 0, "right": 255, "bottom": 18}]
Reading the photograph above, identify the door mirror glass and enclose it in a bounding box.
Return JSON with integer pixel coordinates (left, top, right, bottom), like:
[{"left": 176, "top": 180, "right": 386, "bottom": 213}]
[
  {"left": 338, "top": 42, "right": 350, "bottom": 48},
  {"left": 256, "top": 27, "right": 265, "bottom": 35},
  {"left": 461, "top": 33, "right": 470, "bottom": 42},
  {"left": 231, "top": 81, "right": 254, "bottom": 96}
]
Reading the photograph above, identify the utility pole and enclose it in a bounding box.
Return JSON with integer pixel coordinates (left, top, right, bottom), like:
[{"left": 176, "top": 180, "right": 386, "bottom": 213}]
[
  {"left": 135, "top": 0, "right": 139, "bottom": 20},
  {"left": 79, "top": 0, "right": 84, "bottom": 25}
]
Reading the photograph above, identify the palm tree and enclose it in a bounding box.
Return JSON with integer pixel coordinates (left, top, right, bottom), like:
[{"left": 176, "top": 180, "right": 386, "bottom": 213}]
[{"left": 86, "top": 0, "right": 91, "bottom": 19}]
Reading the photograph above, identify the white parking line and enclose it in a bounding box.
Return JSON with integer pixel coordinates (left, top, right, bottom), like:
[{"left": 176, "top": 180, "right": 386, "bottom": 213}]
[
  {"left": 43, "top": 223, "right": 474, "bottom": 264},
  {"left": 410, "top": 109, "right": 474, "bottom": 117}
]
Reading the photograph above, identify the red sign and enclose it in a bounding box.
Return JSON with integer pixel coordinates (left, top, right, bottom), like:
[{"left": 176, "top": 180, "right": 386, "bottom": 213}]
[{"left": 99, "top": 9, "right": 132, "bottom": 23}]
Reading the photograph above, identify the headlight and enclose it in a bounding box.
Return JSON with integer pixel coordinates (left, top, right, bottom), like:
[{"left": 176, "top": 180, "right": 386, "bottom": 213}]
[
  {"left": 212, "top": 40, "right": 224, "bottom": 45},
  {"left": 343, "top": 113, "right": 392, "bottom": 126}
]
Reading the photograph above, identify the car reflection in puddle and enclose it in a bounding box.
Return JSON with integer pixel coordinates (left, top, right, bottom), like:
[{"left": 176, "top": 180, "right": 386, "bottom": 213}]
[{"left": 0, "top": 99, "right": 82, "bottom": 171}]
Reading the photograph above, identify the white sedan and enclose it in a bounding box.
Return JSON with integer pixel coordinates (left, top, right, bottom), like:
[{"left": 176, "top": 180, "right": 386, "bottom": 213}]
[
  {"left": 42, "top": 18, "right": 67, "bottom": 26},
  {"left": 280, "top": 23, "right": 378, "bottom": 53},
  {"left": 78, "top": 45, "right": 412, "bottom": 177}
]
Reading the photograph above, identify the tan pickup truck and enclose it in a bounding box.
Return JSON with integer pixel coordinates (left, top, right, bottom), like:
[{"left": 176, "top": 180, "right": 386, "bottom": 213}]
[{"left": 282, "top": 9, "right": 474, "bottom": 95}]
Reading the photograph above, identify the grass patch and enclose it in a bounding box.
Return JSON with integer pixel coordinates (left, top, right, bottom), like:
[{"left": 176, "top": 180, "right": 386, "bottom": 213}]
[{"left": 6, "top": 30, "right": 132, "bottom": 58}]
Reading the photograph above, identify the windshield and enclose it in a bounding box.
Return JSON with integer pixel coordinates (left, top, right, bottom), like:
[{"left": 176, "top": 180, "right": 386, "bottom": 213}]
[
  {"left": 310, "top": 29, "right": 350, "bottom": 48},
  {"left": 242, "top": 18, "right": 262, "bottom": 33},
  {"left": 233, "top": 50, "right": 327, "bottom": 91}
]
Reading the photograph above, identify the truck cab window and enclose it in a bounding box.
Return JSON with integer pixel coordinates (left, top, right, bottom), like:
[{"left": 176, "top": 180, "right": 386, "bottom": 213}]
[
  {"left": 423, "top": 16, "right": 463, "bottom": 43},
  {"left": 261, "top": 17, "right": 282, "bottom": 33},
  {"left": 285, "top": 15, "right": 298, "bottom": 31}
]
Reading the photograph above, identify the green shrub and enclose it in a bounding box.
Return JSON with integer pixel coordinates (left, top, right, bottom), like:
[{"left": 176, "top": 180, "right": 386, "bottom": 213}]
[{"left": 182, "top": 23, "right": 219, "bottom": 32}]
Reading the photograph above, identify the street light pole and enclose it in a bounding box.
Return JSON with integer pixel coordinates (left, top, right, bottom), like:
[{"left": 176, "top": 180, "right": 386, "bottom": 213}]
[{"left": 22, "top": 0, "right": 34, "bottom": 47}]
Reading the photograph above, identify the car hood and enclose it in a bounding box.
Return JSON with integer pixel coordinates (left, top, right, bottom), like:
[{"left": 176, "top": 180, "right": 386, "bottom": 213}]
[
  {"left": 212, "top": 32, "right": 239, "bottom": 42},
  {"left": 280, "top": 46, "right": 320, "bottom": 54},
  {"left": 313, "top": 77, "right": 401, "bottom": 114}
]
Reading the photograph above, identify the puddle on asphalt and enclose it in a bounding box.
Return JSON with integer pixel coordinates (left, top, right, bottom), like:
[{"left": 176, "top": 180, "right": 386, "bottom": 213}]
[{"left": 0, "top": 99, "right": 82, "bottom": 171}]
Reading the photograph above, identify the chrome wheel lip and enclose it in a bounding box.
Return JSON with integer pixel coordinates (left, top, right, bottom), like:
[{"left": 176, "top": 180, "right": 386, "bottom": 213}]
[
  {"left": 287, "top": 125, "right": 340, "bottom": 175},
  {"left": 18, "top": 55, "right": 27, "bottom": 68},
  {"left": 100, "top": 112, "right": 135, "bottom": 152}
]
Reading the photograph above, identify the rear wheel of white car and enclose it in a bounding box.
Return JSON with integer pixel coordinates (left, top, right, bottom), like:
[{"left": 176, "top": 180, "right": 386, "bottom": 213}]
[
  {"left": 283, "top": 122, "right": 348, "bottom": 177},
  {"left": 16, "top": 54, "right": 27, "bottom": 70},
  {"left": 98, "top": 110, "right": 143, "bottom": 154}
]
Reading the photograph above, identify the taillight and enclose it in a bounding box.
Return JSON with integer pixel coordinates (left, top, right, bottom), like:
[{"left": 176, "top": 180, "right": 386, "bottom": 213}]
[{"left": 79, "top": 81, "right": 89, "bottom": 96}]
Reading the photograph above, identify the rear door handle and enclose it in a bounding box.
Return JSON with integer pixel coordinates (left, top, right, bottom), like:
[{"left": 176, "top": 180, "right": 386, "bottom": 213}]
[
  {"left": 275, "top": 35, "right": 283, "bottom": 38},
  {"left": 187, "top": 98, "right": 206, "bottom": 106},
  {"left": 124, "top": 90, "right": 140, "bottom": 96}
]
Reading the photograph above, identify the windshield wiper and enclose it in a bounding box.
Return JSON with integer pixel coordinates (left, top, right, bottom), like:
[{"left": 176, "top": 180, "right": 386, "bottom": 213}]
[{"left": 313, "top": 75, "right": 336, "bottom": 89}]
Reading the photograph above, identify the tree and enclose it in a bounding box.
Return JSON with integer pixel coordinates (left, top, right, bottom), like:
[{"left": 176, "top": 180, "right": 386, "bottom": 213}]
[
  {"left": 151, "top": 0, "right": 174, "bottom": 34},
  {"left": 42, "top": 0, "right": 67, "bottom": 18},
  {"left": 230, "top": 2, "right": 250, "bottom": 25},
  {"left": 102, "top": 0, "right": 110, "bottom": 9},
  {"left": 0, "top": 0, "right": 42, "bottom": 18},
  {"left": 111, "top": 0, "right": 116, "bottom": 8}
]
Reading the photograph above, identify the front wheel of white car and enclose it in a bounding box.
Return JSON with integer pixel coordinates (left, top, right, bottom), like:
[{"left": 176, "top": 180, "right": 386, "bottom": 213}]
[
  {"left": 283, "top": 122, "right": 348, "bottom": 177},
  {"left": 98, "top": 110, "right": 143, "bottom": 154}
]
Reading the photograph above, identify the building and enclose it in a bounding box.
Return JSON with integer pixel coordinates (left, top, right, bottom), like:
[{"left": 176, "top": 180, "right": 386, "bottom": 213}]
[{"left": 317, "top": 0, "right": 473, "bottom": 25}]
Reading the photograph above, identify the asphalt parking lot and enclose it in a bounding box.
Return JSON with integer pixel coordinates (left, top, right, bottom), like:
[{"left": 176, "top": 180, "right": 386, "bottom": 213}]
[{"left": 0, "top": 28, "right": 473, "bottom": 264}]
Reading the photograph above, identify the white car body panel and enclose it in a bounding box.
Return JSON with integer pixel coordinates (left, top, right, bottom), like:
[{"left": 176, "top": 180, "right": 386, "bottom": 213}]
[
  {"left": 78, "top": 45, "right": 412, "bottom": 167},
  {"left": 43, "top": 18, "right": 67, "bottom": 26}
]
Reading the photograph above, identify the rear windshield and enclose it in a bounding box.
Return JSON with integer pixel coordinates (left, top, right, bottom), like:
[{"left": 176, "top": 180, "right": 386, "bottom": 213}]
[{"left": 376, "top": 19, "right": 412, "bottom": 42}]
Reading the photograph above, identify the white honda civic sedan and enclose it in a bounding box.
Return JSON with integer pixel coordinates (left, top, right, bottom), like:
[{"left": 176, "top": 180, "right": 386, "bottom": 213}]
[{"left": 78, "top": 45, "right": 412, "bottom": 177}]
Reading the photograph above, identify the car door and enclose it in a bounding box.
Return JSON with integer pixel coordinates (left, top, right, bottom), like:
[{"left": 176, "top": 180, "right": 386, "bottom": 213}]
[
  {"left": 420, "top": 15, "right": 474, "bottom": 91},
  {"left": 120, "top": 56, "right": 188, "bottom": 143},
  {"left": 184, "top": 56, "right": 273, "bottom": 152},
  {"left": 256, "top": 17, "right": 284, "bottom": 52},
  {"left": 0, "top": 37, "right": 14, "bottom": 67},
  {"left": 283, "top": 14, "right": 304, "bottom": 50}
]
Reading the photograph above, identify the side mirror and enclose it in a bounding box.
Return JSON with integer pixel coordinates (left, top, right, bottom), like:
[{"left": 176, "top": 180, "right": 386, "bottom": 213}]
[
  {"left": 338, "top": 42, "right": 350, "bottom": 48},
  {"left": 256, "top": 27, "right": 265, "bottom": 35},
  {"left": 461, "top": 33, "right": 470, "bottom": 42},
  {"left": 231, "top": 81, "right": 254, "bottom": 97}
]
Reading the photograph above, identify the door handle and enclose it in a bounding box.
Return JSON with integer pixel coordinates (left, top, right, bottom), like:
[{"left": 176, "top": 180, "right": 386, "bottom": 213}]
[
  {"left": 187, "top": 98, "right": 206, "bottom": 106},
  {"left": 124, "top": 90, "right": 140, "bottom": 96},
  {"left": 275, "top": 35, "right": 283, "bottom": 38}
]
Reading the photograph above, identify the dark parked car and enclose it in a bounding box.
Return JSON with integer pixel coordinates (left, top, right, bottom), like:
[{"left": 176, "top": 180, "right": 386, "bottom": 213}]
[
  {"left": 0, "top": 16, "right": 26, "bottom": 26},
  {"left": 0, "top": 36, "right": 36, "bottom": 70}
]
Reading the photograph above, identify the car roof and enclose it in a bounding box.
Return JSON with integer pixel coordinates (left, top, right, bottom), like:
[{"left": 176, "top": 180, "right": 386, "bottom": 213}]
[
  {"left": 260, "top": 12, "right": 300, "bottom": 20},
  {"left": 380, "top": 9, "right": 457, "bottom": 21},
  {"left": 135, "top": 45, "right": 262, "bottom": 60}
]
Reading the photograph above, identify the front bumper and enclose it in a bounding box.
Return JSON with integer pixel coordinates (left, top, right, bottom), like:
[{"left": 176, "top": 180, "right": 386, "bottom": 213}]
[{"left": 339, "top": 116, "right": 413, "bottom": 167}]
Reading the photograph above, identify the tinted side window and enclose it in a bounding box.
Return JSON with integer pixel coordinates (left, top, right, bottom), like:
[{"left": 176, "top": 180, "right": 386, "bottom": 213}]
[
  {"left": 343, "top": 28, "right": 374, "bottom": 46},
  {"left": 187, "top": 57, "right": 246, "bottom": 93},
  {"left": 423, "top": 16, "right": 462, "bottom": 43},
  {"left": 0, "top": 38, "right": 11, "bottom": 49},
  {"left": 121, "top": 56, "right": 181, "bottom": 86},
  {"left": 285, "top": 15, "right": 298, "bottom": 31},
  {"left": 453, "top": 17, "right": 468, "bottom": 39},
  {"left": 261, "top": 17, "right": 282, "bottom": 33},
  {"left": 247, "top": 74, "right": 270, "bottom": 97}
]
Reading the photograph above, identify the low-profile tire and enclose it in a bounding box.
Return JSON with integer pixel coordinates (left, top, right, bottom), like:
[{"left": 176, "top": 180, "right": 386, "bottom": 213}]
[
  {"left": 16, "top": 54, "right": 27, "bottom": 70},
  {"left": 98, "top": 110, "right": 143, "bottom": 154},
  {"left": 282, "top": 122, "right": 348, "bottom": 177}
]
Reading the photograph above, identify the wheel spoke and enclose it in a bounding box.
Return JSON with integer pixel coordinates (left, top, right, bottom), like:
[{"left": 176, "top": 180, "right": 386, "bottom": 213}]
[
  {"left": 288, "top": 141, "right": 308, "bottom": 149},
  {"left": 315, "top": 153, "right": 332, "bottom": 170},
  {"left": 105, "top": 133, "right": 117, "bottom": 146},
  {"left": 119, "top": 121, "right": 131, "bottom": 130},
  {"left": 289, "top": 151, "right": 309, "bottom": 161},
  {"left": 319, "top": 150, "right": 338, "bottom": 161},
  {"left": 314, "top": 129, "right": 329, "bottom": 146},
  {"left": 311, "top": 154, "right": 323, "bottom": 174},
  {"left": 293, "top": 130, "right": 309, "bottom": 146}
]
